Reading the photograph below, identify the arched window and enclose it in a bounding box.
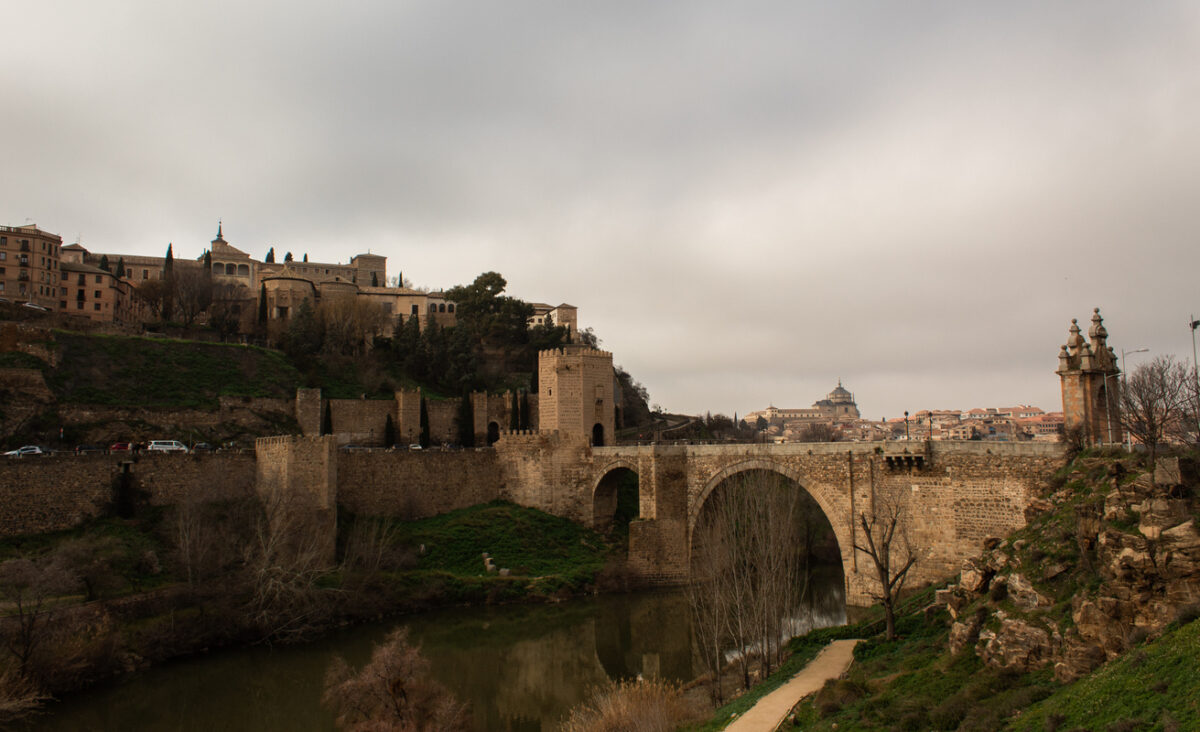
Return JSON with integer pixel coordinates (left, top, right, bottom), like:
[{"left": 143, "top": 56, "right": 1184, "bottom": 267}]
[
  {"left": 428, "top": 304, "right": 436, "bottom": 313},
  {"left": 224, "top": 263, "right": 236, "bottom": 275},
  {"left": 237, "top": 264, "right": 249, "bottom": 276},
  {"left": 439, "top": 303, "right": 446, "bottom": 313},
  {"left": 447, "top": 303, "right": 455, "bottom": 313},
  {"left": 212, "top": 263, "right": 222, "bottom": 275},
  {"left": 487, "top": 421, "right": 500, "bottom": 446},
  {"left": 592, "top": 423, "right": 605, "bottom": 447}
]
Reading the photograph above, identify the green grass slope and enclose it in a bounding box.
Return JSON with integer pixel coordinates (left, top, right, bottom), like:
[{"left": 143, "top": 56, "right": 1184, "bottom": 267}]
[
  {"left": 1012, "top": 613, "right": 1200, "bottom": 731},
  {"left": 47, "top": 332, "right": 300, "bottom": 408}
]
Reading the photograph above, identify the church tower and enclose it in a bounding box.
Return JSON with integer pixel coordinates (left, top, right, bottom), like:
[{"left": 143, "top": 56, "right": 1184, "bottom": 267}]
[{"left": 1057, "top": 309, "right": 1121, "bottom": 446}]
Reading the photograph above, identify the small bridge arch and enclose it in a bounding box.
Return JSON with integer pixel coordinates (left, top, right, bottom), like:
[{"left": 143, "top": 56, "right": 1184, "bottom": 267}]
[{"left": 592, "top": 459, "right": 640, "bottom": 533}]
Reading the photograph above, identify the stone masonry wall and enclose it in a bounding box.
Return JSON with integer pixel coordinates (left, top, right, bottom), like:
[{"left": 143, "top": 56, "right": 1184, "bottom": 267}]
[
  {"left": 0, "top": 453, "right": 256, "bottom": 537},
  {"left": 337, "top": 450, "right": 503, "bottom": 520}
]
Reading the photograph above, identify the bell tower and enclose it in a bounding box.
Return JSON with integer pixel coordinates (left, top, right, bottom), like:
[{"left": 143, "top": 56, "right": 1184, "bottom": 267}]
[{"left": 1057, "top": 308, "right": 1121, "bottom": 446}]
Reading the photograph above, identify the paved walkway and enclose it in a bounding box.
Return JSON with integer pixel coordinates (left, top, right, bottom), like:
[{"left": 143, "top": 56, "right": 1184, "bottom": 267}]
[{"left": 724, "top": 639, "right": 862, "bottom": 732}]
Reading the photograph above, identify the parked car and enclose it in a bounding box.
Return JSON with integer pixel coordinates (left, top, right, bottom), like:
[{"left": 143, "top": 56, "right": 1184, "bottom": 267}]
[
  {"left": 109, "top": 442, "right": 131, "bottom": 452},
  {"left": 74, "top": 444, "right": 105, "bottom": 455},
  {"left": 146, "top": 440, "right": 188, "bottom": 453},
  {"left": 4, "top": 445, "right": 48, "bottom": 457},
  {"left": 191, "top": 442, "right": 214, "bottom": 452},
  {"left": 408, "top": 444, "right": 423, "bottom": 451}
]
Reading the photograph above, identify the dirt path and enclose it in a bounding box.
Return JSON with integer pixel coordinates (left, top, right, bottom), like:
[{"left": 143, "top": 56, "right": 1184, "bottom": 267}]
[{"left": 723, "top": 639, "right": 861, "bottom": 731}]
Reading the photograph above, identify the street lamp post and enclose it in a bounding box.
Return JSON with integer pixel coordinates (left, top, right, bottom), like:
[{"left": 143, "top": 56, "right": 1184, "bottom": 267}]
[
  {"left": 904, "top": 410, "right": 909, "bottom": 441},
  {"left": 1191, "top": 315, "right": 1200, "bottom": 440},
  {"left": 1121, "top": 347, "right": 1150, "bottom": 452}
]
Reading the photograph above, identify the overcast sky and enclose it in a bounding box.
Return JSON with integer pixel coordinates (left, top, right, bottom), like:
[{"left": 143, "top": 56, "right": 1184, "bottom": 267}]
[{"left": 4, "top": 2, "right": 1198, "bottom": 419}]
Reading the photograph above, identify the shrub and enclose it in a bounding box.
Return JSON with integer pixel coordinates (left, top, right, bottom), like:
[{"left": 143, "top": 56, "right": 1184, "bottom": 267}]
[
  {"left": 560, "top": 679, "right": 698, "bottom": 732},
  {"left": 323, "top": 627, "right": 470, "bottom": 731}
]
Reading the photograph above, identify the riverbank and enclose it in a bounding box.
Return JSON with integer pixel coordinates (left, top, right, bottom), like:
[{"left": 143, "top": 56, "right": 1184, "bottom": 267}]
[{"left": 0, "top": 500, "right": 630, "bottom": 722}]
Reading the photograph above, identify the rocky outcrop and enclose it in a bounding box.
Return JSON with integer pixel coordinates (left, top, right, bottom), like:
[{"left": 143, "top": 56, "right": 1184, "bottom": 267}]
[{"left": 943, "top": 455, "right": 1200, "bottom": 683}]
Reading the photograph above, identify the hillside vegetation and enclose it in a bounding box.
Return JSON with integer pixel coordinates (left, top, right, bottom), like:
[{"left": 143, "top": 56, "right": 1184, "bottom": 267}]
[{"left": 48, "top": 332, "right": 300, "bottom": 407}]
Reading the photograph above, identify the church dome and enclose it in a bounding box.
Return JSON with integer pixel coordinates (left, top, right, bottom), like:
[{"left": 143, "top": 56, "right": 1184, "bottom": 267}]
[{"left": 827, "top": 381, "right": 853, "bottom": 403}]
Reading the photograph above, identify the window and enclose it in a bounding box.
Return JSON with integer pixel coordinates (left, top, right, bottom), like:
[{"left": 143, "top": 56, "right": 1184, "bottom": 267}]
[
  {"left": 237, "top": 264, "right": 249, "bottom": 275},
  {"left": 143, "top": 269, "right": 149, "bottom": 279},
  {"left": 0, "top": 282, "right": 4, "bottom": 292},
  {"left": 428, "top": 304, "right": 436, "bottom": 312},
  {"left": 94, "top": 303, "right": 100, "bottom": 311},
  {"left": 411, "top": 304, "right": 418, "bottom": 315},
  {"left": 225, "top": 263, "right": 236, "bottom": 275},
  {"left": 95, "top": 275, "right": 102, "bottom": 283},
  {"left": 438, "top": 303, "right": 446, "bottom": 313},
  {"left": 0, "top": 236, "right": 6, "bottom": 246},
  {"left": 77, "top": 274, "right": 85, "bottom": 285},
  {"left": 0, "top": 252, "right": 6, "bottom": 260},
  {"left": 447, "top": 303, "right": 454, "bottom": 313},
  {"left": 0, "top": 268, "right": 4, "bottom": 276},
  {"left": 76, "top": 300, "right": 83, "bottom": 309},
  {"left": 94, "top": 290, "right": 101, "bottom": 298}
]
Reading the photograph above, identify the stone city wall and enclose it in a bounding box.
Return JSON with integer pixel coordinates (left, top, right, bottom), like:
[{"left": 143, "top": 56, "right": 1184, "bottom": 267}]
[
  {"left": 337, "top": 449, "right": 503, "bottom": 520},
  {"left": 0, "top": 452, "right": 257, "bottom": 537}
]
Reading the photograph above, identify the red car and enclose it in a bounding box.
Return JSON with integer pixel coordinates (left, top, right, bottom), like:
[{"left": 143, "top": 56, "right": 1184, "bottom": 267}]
[{"left": 109, "top": 442, "right": 132, "bottom": 452}]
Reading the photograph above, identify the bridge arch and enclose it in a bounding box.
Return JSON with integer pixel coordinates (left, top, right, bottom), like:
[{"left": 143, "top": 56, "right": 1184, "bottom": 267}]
[
  {"left": 592, "top": 459, "right": 639, "bottom": 533},
  {"left": 689, "top": 458, "right": 850, "bottom": 588},
  {"left": 690, "top": 459, "right": 839, "bottom": 541}
]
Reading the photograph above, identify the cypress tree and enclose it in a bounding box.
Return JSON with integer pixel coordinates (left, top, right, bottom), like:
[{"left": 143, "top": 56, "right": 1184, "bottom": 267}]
[
  {"left": 520, "top": 391, "right": 531, "bottom": 430},
  {"left": 303, "top": 253, "right": 308, "bottom": 262},
  {"left": 384, "top": 413, "right": 396, "bottom": 447},
  {"left": 284, "top": 251, "right": 293, "bottom": 263},
  {"left": 258, "top": 283, "right": 268, "bottom": 324},
  {"left": 510, "top": 391, "right": 520, "bottom": 431},
  {"left": 419, "top": 396, "right": 430, "bottom": 448},
  {"left": 115, "top": 257, "right": 126, "bottom": 278},
  {"left": 162, "top": 243, "right": 175, "bottom": 321},
  {"left": 98, "top": 254, "right": 110, "bottom": 271},
  {"left": 458, "top": 392, "right": 475, "bottom": 448},
  {"left": 265, "top": 247, "right": 275, "bottom": 263},
  {"left": 322, "top": 402, "right": 332, "bottom": 436}
]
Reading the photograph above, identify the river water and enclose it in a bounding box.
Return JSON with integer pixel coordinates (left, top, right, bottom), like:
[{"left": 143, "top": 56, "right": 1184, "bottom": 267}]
[{"left": 27, "top": 582, "right": 845, "bottom": 732}]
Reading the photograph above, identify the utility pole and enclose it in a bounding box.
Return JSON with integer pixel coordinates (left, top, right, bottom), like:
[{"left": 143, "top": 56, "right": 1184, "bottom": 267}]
[{"left": 1121, "top": 347, "right": 1149, "bottom": 452}]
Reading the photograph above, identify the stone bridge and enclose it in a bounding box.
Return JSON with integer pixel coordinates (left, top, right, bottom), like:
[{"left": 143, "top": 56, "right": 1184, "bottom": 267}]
[{"left": 496, "top": 433, "right": 1066, "bottom": 605}]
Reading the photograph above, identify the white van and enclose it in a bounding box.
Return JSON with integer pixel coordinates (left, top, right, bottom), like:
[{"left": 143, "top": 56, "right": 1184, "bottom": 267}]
[{"left": 146, "top": 440, "right": 188, "bottom": 453}]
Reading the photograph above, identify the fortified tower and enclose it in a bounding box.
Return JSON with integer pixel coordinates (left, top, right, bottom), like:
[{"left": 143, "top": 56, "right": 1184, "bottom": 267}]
[
  {"left": 1057, "top": 308, "right": 1122, "bottom": 447},
  {"left": 538, "top": 344, "right": 615, "bottom": 446}
]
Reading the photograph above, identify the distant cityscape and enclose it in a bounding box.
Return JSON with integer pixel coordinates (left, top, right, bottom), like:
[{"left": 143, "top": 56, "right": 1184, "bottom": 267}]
[{"left": 744, "top": 382, "right": 1062, "bottom": 443}]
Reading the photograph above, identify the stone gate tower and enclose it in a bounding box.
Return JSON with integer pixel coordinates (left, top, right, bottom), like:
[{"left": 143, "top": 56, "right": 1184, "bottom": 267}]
[
  {"left": 538, "top": 344, "right": 616, "bottom": 446},
  {"left": 1057, "top": 308, "right": 1122, "bottom": 447}
]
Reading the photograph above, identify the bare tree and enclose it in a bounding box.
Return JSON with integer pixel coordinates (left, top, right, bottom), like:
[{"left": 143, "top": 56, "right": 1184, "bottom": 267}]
[
  {"left": 687, "top": 471, "right": 821, "bottom": 700},
  {"left": 319, "top": 296, "right": 389, "bottom": 356},
  {"left": 172, "top": 266, "right": 213, "bottom": 327},
  {"left": 323, "top": 628, "right": 470, "bottom": 731},
  {"left": 0, "top": 558, "right": 75, "bottom": 676},
  {"left": 1121, "top": 355, "right": 1191, "bottom": 468},
  {"left": 242, "top": 489, "right": 335, "bottom": 641},
  {"left": 797, "top": 423, "right": 840, "bottom": 443},
  {"left": 854, "top": 488, "right": 917, "bottom": 641}
]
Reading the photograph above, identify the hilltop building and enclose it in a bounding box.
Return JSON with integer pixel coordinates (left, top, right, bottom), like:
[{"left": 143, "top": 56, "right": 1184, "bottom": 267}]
[
  {"left": 0, "top": 224, "right": 62, "bottom": 310},
  {"left": 744, "top": 381, "right": 861, "bottom": 432}
]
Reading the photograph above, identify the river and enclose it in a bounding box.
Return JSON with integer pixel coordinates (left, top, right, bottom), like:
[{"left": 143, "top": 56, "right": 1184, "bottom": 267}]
[{"left": 26, "top": 581, "right": 845, "bottom": 731}]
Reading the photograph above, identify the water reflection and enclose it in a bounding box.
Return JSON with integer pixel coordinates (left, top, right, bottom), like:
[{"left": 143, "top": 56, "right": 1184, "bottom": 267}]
[{"left": 28, "top": 579, "right": 845, "bottom": 732}]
